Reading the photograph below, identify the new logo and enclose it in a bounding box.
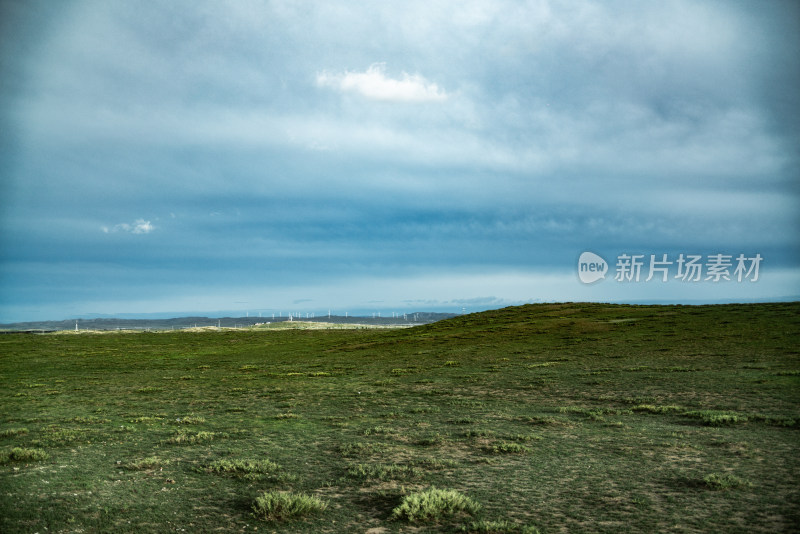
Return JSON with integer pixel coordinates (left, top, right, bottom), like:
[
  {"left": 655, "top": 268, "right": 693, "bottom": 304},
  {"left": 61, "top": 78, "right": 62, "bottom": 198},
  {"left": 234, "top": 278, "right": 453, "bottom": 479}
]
[{"left": 578, "top": 252, "right": 608, "bottom": 284}]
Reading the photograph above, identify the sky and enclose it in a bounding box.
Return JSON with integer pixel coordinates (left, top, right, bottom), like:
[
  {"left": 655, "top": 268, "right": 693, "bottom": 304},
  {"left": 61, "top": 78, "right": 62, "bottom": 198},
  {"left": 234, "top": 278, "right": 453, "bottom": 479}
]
[{"left": 1, "top": 0, "right": 798, "bottom": 322}]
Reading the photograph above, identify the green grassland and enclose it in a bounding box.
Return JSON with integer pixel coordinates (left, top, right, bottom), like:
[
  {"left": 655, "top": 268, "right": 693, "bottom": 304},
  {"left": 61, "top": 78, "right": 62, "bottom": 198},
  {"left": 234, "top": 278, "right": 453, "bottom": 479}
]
[{"left": 0, "top": 302, "right": 798, "bottom": 533}]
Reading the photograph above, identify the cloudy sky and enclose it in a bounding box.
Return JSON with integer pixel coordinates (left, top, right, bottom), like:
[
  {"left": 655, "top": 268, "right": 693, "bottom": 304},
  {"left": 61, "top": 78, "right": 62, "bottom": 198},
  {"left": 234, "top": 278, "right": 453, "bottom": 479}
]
[{"left": 1, "top": 0, "right": 798, "bottom": 322}]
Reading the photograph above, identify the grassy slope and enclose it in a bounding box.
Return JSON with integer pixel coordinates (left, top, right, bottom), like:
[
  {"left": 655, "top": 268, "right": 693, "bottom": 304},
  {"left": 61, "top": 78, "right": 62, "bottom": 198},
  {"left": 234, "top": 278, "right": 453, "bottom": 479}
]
[{"left": 0, "top": 302, "right": 798, "bottom": 533}]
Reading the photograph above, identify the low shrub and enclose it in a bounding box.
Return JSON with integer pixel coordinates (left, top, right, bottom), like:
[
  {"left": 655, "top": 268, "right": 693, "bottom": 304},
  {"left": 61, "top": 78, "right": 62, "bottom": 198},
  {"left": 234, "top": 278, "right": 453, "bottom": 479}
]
[
  {"left": 414, "top": 457, "right": 459, "bottom": 470},
  {"left": 130, "top": 416, "right": 163, "bottom": 423},
  {"left": 449, "top": 418, "right": 478, "bottom": 425},
  {"left": 684, "top": 410, "right": 748, "bottom": 426},
  {"left": 631, "top": 404, "right": 683, "bottom": 414},
  {"left": 363, "top": 425, "right": 392, "bottom": 435},
  {"left": 174, "top": 416, "right": 205, "bottom": 425},
  {"left": 463, "top": 429, "right": 496, "bottom": 439},
  {"left": 484, "top": 441, "right": 530, "bottom": 454},
  {"left": 70, "top": 416, "right": 110, "bottom": 424},
  {"left": 167, "top": 430, "right": 221, "bottom": 444},
  {"left": 751, "top": 414, "right": 797, "bottom": 427},
  {"left": 703, "top": 472, "right": 752, "bottom": 490},
  {"left": 391, "top": 487, "right": 481, "bottom": 522},
  {"left": 251, "top": 491, "right": 327, "bottom": 521},
  {"left": 0, "top": 428, "right": 29, "bottom": 438},
  {"left": 1, "top": 447, "right": 48, "bottom": 463},
  {"left": 125, "top": 456, "right": 169, "bottom": 470},
  {"left": 462, "top": 519, "right": 541, "bottom": 533},
  {"left": 205, "top": 458, "right": 280, "bottom": 478}
]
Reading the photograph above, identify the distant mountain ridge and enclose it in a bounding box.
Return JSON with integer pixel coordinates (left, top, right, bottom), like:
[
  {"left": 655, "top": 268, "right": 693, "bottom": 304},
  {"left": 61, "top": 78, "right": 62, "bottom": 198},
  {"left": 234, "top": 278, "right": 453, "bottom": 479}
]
[{"left": 0, "top": 312, "right": 458, "bottom": 332}]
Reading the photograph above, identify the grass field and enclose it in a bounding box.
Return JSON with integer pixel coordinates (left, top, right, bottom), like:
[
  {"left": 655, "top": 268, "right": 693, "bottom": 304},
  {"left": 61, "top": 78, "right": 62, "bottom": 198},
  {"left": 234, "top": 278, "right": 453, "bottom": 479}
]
[{"left": 0, "top": 302, "right": 798, "bottom": 533}]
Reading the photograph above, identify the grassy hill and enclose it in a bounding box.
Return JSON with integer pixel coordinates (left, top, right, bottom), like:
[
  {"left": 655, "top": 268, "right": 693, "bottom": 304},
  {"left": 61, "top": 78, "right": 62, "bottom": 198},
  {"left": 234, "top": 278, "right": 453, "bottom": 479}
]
[{"left": 0, "top": 302, "right": 798, "bottom": 533}]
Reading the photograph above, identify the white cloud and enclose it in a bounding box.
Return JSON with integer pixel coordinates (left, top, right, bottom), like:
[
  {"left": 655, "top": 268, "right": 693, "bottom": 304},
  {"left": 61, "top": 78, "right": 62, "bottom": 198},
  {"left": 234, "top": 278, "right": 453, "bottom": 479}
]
[
  {"left": 102, "top": 219, "right": 155, "bottom": 234},
  {"left": 131, "top": 220, "right": 155, "bottom": 234},
  {"left": 316, "top": 63, "right": 448, "bottom": 102}
]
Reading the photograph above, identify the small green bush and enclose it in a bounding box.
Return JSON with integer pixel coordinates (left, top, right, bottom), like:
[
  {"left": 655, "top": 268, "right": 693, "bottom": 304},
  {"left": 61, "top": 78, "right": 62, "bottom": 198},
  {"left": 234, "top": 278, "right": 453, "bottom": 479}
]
[
  {"left": 751, "top": 414, "right": 797, "bottom": 427},
  {"left": 462, "top": 519, "right": 541, "bottom": 533},
  {"left": 484, "top": 441, "right": 530, "bottom": 454},
  {"left": 463, "top": 429, "right": 496, "bottom": 439},
  {"left": 527, "top": 361, "right": 558, "bottom": 368},
  {"left": 414, "top": 457, "right": 459, "bottom": 470},
  {"left": 130, "top": 416, "right": 163, "bottom": 423},
  {"left": 391, "top": 487, "right": 481, "bottom": 522},
  {"left": 363, "top": 425, "right": 392, "bottom": 435},
  {"left": 174, "top": 416, "right": 205, "bottom": 425},
  {"left": 167, "top": 430, "right": 221, "bottom": 444},
  {"left": 251, "top": 491, "right": 327, "bottom": 521},
  {"left": 32, "top": 427, "right": 83, "bottom": 446},
  {"left": 706, "top": 414, "right": 745, "bottom": 426},
  {"left": 2, "top": 447, "right": 48, "bottom": 463},
  {"left": 632, "top": 404, "right": 683, "bottom": 414},
  {"left": 125, "top": 456, "right": 169, "bottom": 470},
  {"left": 0, "top": 428, "right": 29, "bottom": 438},
  {"left": 71, "top": 416, "right": 110, "bottom": 424},
  {"left": 684, "top": 410, "right": 748, "bottom": 426},
  {"left": 408, "top": 406, "right": 441, "bottom": 414},
  {"left": 703, "top": 473, "right": 752, "bottom": 490},
  {"left": 206, "top": 458, "right": 280, "bottom": 477},
  {"left": 449, "top": 417, "right": 477, "bottom": 425}
]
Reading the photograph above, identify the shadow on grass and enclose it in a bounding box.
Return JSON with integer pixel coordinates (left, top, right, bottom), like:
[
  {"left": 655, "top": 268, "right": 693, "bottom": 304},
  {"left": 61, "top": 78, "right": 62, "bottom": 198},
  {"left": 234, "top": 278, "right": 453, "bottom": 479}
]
[
  {"left": 354, "top": 490, "right": 405, "bottom": 521},
  {"left": 669, "top": 476, "right": 709, "bottom": 490}
]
